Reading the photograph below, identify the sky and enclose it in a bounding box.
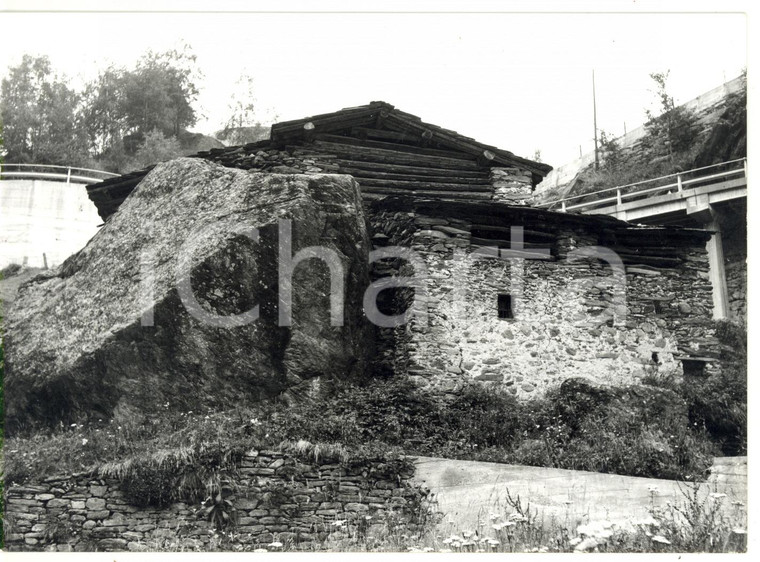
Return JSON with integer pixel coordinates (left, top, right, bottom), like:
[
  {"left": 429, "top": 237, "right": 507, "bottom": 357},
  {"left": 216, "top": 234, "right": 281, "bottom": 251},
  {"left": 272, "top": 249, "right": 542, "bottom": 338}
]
[{"left": 0, "top": 1, "right": 750, "bottom": 169}]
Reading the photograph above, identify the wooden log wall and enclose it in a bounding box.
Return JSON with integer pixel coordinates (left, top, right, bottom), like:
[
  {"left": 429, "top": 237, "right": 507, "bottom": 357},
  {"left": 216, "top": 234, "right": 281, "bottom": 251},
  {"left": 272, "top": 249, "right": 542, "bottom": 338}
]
[{"left": 87, "top": 134, "right": 497, "bottom": 220}]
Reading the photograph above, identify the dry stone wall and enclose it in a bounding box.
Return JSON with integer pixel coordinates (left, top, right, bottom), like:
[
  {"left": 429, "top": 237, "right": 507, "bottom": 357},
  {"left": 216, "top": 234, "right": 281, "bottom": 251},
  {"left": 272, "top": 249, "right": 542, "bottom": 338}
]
[
  {"left": 489, "top": 167, "right": 534, "bottom": 204},
  {"left": 4, "top": 449, "right": 426, "bottom": 552},
  {"left": 722, "top": 212, "right": 747, "bottom": 324},
  {"left": 369, "top": 201, "right": 717, "bottom": 396}
]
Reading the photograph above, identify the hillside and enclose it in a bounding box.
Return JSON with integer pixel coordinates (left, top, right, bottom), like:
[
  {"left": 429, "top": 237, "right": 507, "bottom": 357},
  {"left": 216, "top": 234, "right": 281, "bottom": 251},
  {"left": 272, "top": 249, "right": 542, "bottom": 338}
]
[{"left": 535, "top": 74, "right": 747, "bottom": 206}]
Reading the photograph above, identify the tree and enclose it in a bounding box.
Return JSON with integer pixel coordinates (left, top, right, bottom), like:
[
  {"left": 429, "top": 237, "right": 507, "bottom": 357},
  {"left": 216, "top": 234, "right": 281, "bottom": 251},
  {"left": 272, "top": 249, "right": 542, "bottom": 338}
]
[
  {"left": 217, "top": 73, "right": 272, "bottom": 146},
  {"left": 78, "top": 46, "right": 201, "bottom": 171},
  {"left": 1, "top": 113, "right": 6, "bottom": 161},
  {"left": 642, "top": 71, "right": 699, "bottom": 160},
  {"left": 598, "top": 130, "right": 622, "bottom": 172},
  {"left": 127, "top": 128, "right": 183, "bottom": 171},
  {"left": 120, "top": 47, "right": 200, "bottom": 139},
  {"left": 79, "top": 66, "right": 128, "bottom": 159},
  {"left": 0, "top": 55, "right": 86, "bottom": 165}
]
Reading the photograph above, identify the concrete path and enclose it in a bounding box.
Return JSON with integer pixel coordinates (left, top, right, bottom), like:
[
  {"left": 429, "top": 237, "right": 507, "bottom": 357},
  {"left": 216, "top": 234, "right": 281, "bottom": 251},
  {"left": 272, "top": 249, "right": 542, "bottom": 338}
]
[{"left": 411, "top": 456, "right": 746, "bottom": 533}]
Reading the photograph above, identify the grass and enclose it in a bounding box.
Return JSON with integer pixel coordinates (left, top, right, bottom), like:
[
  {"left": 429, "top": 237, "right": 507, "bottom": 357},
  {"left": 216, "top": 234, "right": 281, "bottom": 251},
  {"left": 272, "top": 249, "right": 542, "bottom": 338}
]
[{"left": 5, "top": 371, "right": 728, "bottom": 487}]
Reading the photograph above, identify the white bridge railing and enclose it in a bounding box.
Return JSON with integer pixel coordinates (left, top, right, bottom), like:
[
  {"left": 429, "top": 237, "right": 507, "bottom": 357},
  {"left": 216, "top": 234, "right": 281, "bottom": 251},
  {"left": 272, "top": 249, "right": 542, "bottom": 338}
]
[
  {"left": 0, "top": 163, "right": 119, "bottom": 184},
  {"left": 539, "top": 158, "right": 747, "bottom": 213}
]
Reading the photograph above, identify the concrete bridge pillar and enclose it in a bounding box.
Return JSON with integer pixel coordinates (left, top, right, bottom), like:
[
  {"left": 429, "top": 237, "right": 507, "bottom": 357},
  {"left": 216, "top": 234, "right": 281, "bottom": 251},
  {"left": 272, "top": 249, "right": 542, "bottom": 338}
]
[
  {"left": 688, "top": 203, "right": 730, "bottom": 320},
  {"left": 705, "top": 217, "right": 730, "bottom": 320}
]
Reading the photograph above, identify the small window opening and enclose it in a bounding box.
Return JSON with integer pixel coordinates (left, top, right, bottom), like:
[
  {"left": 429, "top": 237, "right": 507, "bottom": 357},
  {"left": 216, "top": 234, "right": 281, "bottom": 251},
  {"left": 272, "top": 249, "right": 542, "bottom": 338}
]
[
  {"left": 653, "top": 300, "right": 663, "bottom": 314},
  {"left": 651, "top": 352, "right": 660, "bottom": 364},
  {"left": 605, "top": 318, "right": 615, "bottom": 328},
  {"left": 497, "top": 294, "right": 513, "bottom": 319},
  {"left": 681, "top": 358, "right": 707, "bottom": 378}
]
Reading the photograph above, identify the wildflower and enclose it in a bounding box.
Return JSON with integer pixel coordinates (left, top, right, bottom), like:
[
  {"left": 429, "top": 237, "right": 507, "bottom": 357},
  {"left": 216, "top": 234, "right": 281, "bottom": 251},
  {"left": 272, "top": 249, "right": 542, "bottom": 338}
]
[
  {"left": 267, "top": 541, "right": 283, "bottom": 548},
  {"left": 732, "top": 501, "right": 744, "bottom": 506},
  {"left": 422, "top": 547, "right": 435, "bottom": 552},
  {"left": 577, "top": 520, "right": 615, "bottom": 540},
  {"left": 70, "top": 423, "right": 77, "bottom": 427},
  {"left": 487, "top": 538, "right": 500, "bottom": 547},
  {"left": 82, "top": 438, "right": 88, "bottom": 446},
  {"left": 462, "top": 529, "right": 475, "bottom": 538},
  {"left": 732, "top": 528, "right": 747, "bottom": 535},
  {"left": 569, "top": 537, "right": 582, "bottom": 547},
  {"left": 253, "top": 548, "right": 268, "bottom": 553},
  {"left": 442, "top": 538, "right": 452, "bottom": 545},
  {"left": 574, "top": 537, "right": 598, "bottom": 552},
  {"left": 635, "top": 516, "right": 660, "bottom": 527},
  {"left": 647, "top": 485, "right": 659, "bottom": 494},
  {"left": 709, "top": 492, "right": 727, "bottom": 500},
  {"left": 652, "top": 535, "right": 671, "bottom": 545}
]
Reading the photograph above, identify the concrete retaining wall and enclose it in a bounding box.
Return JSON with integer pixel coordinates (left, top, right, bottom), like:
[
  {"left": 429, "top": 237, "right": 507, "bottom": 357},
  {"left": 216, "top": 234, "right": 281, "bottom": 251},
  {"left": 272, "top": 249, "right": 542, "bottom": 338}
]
[{"left": 0, "top": 179, "right": 101, "bottom": 269}]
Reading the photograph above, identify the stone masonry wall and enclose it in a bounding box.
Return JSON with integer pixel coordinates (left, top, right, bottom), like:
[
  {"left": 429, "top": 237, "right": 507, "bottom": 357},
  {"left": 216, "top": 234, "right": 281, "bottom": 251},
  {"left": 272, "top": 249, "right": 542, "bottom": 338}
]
[
  {"left": 721, "top": 209, "right": 747, "bottom": 324},
  {"left": 489, "top": 167, "right": 533, "bottom": 204},
  {"left": 4, "top": 449, "right": 425, "bottom": 552},
  {"left": 370, "top": 206, "right": 717, "bottom": 396}
]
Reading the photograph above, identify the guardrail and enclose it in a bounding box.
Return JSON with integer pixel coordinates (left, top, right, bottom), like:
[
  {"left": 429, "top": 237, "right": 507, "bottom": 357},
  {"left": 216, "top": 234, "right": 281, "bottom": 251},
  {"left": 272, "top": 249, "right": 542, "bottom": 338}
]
[
  {"left": 0, "top": 163, "right": 119, "bottom": 184},
  {"left": 539, "top": 158, "right": 747, "bottom": 213}
]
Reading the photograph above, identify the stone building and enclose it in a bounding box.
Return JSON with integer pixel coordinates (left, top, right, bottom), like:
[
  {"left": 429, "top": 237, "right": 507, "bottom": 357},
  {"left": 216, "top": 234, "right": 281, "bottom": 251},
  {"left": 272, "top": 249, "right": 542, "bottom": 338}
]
[{"left": 85, "top": 102, "right": 719, "bottom": 396}]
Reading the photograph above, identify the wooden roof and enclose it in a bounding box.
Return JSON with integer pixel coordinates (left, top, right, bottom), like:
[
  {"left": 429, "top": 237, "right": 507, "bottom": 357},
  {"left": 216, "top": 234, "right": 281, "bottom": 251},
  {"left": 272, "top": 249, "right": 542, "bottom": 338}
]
[
  {"left": 86, "top": 101, "right": 552, "bottom": 220},
  {"left": 268, "top": 101, "right": 552, "bottom": 175}
]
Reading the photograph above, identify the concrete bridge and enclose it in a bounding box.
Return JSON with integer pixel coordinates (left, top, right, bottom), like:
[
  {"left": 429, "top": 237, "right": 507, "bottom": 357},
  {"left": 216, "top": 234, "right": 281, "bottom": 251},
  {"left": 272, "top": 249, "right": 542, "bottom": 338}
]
[
  {"left": 538, "top": 158, "right": 748, "bottom": 321},
  {"left": 0, "top": 164, "right": 118, "bottom": 269}
]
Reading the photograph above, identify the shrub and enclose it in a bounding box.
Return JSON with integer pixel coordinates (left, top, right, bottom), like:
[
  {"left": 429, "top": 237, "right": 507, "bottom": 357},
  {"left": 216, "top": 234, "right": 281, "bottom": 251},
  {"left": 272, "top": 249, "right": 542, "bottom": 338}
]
[
  {"left": 683, "top": 321, "right": 747, "bottom": 455},
  {"left": 444, "top": 383, "right": 522, "bottom": 448}
]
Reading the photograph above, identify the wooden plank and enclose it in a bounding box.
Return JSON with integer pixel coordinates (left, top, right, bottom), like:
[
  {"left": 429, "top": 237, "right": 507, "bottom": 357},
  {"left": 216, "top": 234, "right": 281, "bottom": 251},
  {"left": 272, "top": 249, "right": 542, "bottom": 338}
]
[
  {"left": 341, "top": 168, "right": 489, "bottom": 184},
  {"left": 362, "top": 187, "right": 493, "bottom": 200},
  {"left": 382, "top": 112, "right": 551, "bottom": 176},
  {"left": 313, "top": 140, "right": 481, "bottom": 170},
  {"left": 272, "top": 109, "right": 380, "bottom": 141},
  {"left": 469, "top": 236, "right": 554, "bottom": 250},
  {"left": 334, "top": 160, "right": 488, "bottom": 178},
  {"left": 351, "top": 126, "right": 422, "bottom": 144},
  {"left": 608, "top": 246, "right": 683, "bottom": 257},
  {"left": 617, "top": 254, "right": 683, "bottom": 267},
  {"left": 356, "top": 178, "right": 493, "bottom": 192},
  {"left": 315, "top": 133, "right": 476, "bottom": 160},
  {"left": 470, "top": 225, "right": 558, "bottom": 240}
]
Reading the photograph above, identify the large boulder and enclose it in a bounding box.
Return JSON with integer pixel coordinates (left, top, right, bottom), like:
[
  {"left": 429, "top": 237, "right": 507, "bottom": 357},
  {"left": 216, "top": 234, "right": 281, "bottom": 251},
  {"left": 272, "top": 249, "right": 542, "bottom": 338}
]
[{"left": 5, "top": 158, "right": 373, "bottom": 431}]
